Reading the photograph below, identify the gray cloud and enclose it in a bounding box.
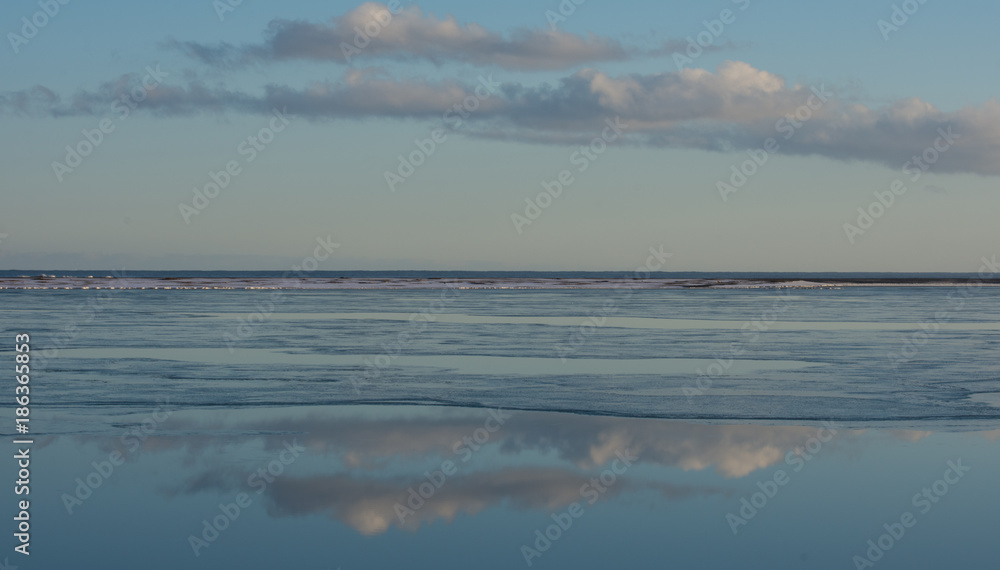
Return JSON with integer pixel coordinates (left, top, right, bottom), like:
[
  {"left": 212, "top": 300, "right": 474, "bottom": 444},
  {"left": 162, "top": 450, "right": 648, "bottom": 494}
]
[
  {"left": 169, "top": 2, "right": 631, "bottom": 70},
  {"left": 6, "top": 61, "right": 999, "bottom": 176},
  {"left": 0, "top": 71, "right": 263, "bottom": 117}
]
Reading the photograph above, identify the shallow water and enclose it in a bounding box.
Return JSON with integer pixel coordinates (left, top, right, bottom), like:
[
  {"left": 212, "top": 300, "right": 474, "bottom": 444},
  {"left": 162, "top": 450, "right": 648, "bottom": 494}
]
[
  {"left": 1, "top": 283, "right": 998, "bottom": 568},
  {"left": 5, "top": 405, "right": 998, "bottom": 569},
  {"left": 3, "top": 285, "right": 999, "bottom": 428}
]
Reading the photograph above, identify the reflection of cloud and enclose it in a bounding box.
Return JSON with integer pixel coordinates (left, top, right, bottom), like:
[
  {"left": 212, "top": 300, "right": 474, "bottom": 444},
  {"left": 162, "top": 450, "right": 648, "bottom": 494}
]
[
  {"left": 979, "top": 429, "right": 1000, "bottom": 442},
  {"left": 167, "top": 465, "right": 727, "bottom": 536},
  {"left": 265, "top": 468, "right": 599, "bottom": 535},
  {"left": 69, "top": 406, "right": 978, "bottom": 536},
  {"left": 889, "top": 430, "right": 933, "bottom": 443},
  {"left": 238, "top": 413, "right": 821, "bottom": 477},
  {"left": 86, "top": 409, "right": 856, "bottom": 478},
  {"left": 496, "top": 415, "right": 840, "bottom": 478}
]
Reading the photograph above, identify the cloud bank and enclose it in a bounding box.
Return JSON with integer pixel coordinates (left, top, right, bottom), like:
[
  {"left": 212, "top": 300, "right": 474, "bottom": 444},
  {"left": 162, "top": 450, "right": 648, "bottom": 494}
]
[
  {"left": 170, "top": 2, "right": 632, "bottom": 70},
  {"left": 6, "top": 60, "right": 999, "bottom": 176}
]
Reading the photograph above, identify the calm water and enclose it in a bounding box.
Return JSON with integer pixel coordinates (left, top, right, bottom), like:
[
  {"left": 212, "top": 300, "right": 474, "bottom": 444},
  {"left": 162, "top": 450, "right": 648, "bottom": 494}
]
[
  {"left": 3, "top": 406, "right": 999, "bottom": 569},
  {"left": 1, "top": 282, "right": 998, "bottom": 568},
  {"left": 3, "top": 284, "right": 1000, "bottom": 427}
]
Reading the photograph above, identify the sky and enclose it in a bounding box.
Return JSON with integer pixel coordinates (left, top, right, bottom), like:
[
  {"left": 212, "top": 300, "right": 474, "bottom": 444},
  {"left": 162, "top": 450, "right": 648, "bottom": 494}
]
[{"left": 1, "top": 0, "right": 998, "bottom": 271}]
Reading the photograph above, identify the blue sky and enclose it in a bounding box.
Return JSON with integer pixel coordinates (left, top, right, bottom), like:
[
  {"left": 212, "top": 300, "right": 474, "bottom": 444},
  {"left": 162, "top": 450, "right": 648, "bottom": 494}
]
[{"left": 1, "top": 0, "right": 998, "bottom": 271}]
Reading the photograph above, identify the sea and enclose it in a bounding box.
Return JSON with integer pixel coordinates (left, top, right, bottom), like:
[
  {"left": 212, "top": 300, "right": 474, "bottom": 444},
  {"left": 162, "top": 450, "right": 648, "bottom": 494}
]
[{"left": 0, "top": 271, "right": 997, "bottom": 568}]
